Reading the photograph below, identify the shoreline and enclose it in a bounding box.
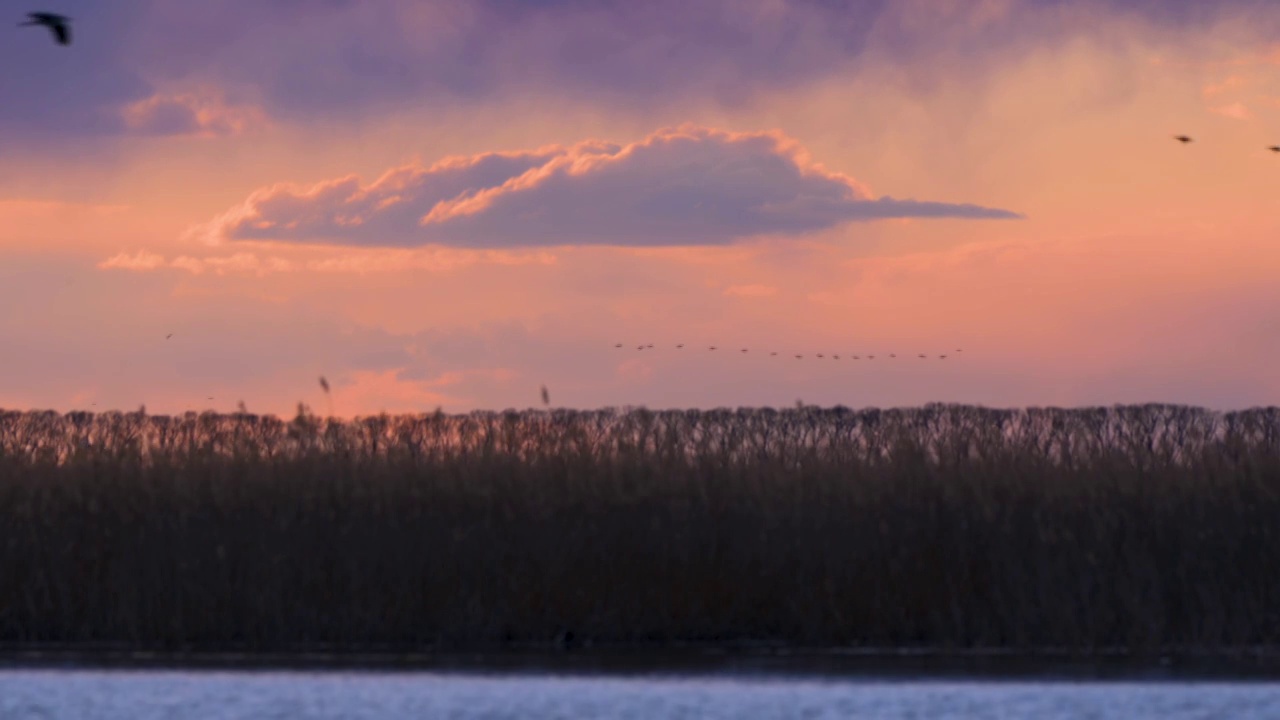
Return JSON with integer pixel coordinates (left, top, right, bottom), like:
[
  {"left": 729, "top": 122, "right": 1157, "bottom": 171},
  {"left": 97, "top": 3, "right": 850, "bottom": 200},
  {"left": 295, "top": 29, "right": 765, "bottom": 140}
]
[{"left": 5, "top": 645, "right": 1280, "bottom": 680}]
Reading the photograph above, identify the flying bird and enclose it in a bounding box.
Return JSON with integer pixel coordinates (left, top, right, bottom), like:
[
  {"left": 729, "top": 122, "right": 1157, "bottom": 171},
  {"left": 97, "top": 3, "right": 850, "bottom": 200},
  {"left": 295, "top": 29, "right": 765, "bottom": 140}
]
[
  {"left": 165, "top": 333, "right": 172, "bottom": 340},
  {"left": 676, "top": 344, "right": 684, "bottom": 349},
  {"left": 1269, "top": 146, "right": 1280, "bottom": 153},
  {"left": 19, "top": 12, "right": 70, "bottom": 45},
  {"left": 615, "top": 343, "right": 623, "bottom": 348},
  {"left": 540, "top": 385, "right": 550, "bottom": 407},
  {"left": 319, "top": 376, "right": 330, "bottom": 394},
  {"left": 1173, "top": 135, "right": 1192, "bottom": 144}
]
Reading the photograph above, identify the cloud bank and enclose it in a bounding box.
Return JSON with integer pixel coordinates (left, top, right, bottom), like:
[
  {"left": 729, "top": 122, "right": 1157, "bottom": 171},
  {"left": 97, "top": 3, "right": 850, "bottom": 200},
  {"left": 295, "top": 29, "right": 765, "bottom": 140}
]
[
  {"left": 195, "top": 125, "right": 1022, "bottom": 248},
  {"left": 3, "top": 0, "right": 1277, "bottom": 155}
]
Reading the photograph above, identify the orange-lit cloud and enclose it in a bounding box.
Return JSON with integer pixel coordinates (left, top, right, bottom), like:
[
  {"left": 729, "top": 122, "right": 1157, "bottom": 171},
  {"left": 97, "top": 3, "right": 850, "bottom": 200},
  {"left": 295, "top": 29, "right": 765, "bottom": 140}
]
[
  {"left": 193, "top": 125, "right": 1021, "bottom": 249},
  {"left": 99, "top": 247, "right": 558, "bottom": 276}
]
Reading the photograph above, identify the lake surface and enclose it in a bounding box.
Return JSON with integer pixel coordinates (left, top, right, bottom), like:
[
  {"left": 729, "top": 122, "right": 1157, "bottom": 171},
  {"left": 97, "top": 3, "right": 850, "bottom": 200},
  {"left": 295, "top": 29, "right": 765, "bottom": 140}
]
[{"left": 2, "top": 669, "right": 1279, "bottom": 719}]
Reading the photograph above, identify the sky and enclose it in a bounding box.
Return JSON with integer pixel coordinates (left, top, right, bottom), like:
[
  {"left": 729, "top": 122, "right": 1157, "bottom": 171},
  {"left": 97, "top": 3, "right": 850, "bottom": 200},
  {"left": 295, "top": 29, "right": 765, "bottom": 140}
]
[{"left": 2, "top": 0, "right": 1279, "bottom": 417}]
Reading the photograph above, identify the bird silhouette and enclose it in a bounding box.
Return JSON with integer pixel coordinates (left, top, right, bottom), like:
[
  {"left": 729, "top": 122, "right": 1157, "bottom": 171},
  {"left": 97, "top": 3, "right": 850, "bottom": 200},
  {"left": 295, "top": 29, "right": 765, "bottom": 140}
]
[
  {"left": 165, "top": 333, "right": 172, "bottom": 340},
  {"left": 1270, "top": 146, "right": 1280, "bottom": 153},
  {"left": 540, "top": 385, "right": 550, "bottom": 407},
  {"left": 816, "top": 353, "right": 824, "bottom": 358},
  {"left": 889, "top": 354, "right": 896, "bottom": 358},
  {"left": 770, "top": 352, "right": 778, "bottom": 356},
  {"left": 1174, "top": 135, "right": 1192, "bottom": 144},
  {"left": 319, "top": 376, "right": 330, "bottom": 394},
  {"left": 615, "top": 343, "right": 623, "bottom": 348},
  {"left": 868, "top": 355, "right": 875, "bottom": 359},
  {"left": 20, "top": 12, "right": 70, "bottom": 45},
  {"left": 676, "top": 344, "right": 684, "bottom": 348},
  {"left": 709, "top": 346, "right": 717, "bottom": 350}
]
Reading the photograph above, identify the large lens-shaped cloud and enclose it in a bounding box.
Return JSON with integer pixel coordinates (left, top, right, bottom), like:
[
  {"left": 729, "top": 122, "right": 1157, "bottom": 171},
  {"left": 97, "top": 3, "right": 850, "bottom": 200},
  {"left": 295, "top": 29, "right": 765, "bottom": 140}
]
[{"left": 197, "top": 125, "right": 1021, "bottom": 248}]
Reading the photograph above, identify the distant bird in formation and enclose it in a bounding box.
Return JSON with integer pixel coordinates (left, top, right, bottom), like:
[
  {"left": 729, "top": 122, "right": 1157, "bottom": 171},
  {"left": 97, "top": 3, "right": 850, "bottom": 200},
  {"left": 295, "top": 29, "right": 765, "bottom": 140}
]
[
  {"left": 319, "top": 376, "right": 330, "bottom": 394},
  {"left": 613, "top": 343, "right": 959, "bottom": 359},
  {"left": 1172, "top": 135, "right": 1279, "bottom": 153},
  {"left": 165, "top": 333, "right": 173, "bottom": 340},
  {"left": 19, "top": 12, "right": 70, "bottom": 45}
]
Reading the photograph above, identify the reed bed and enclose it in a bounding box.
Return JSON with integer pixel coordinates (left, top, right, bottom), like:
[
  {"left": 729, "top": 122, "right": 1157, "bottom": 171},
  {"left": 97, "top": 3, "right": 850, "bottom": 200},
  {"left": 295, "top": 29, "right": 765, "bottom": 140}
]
[{"left": 1, "top": 402, "right": 1278, "bottom": 655}]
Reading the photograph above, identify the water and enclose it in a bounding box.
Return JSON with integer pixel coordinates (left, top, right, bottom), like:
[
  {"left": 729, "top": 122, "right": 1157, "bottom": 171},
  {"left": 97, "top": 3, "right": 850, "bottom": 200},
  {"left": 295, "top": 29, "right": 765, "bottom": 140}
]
[{"left": 2, "top": 669, "right": 1279, "bottom": 719}]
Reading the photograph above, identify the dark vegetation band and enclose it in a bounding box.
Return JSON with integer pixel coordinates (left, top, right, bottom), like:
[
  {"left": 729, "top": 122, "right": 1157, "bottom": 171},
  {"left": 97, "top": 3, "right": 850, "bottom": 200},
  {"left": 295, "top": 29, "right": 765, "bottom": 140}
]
[{"left": 1, "top": 403, "right": 1278, "bottom": 654}]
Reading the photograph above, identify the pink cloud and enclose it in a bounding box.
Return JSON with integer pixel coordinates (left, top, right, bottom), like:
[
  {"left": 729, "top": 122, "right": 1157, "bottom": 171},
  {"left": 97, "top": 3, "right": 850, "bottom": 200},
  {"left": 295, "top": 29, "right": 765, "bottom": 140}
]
[
  {"left": 193, "top": 125, "right": 1021, "bottom": 249},
  {"left": 98, "top": 250, "right": 167, "bottom": 271},
  {"left": 1208, "top": 102, "right": 1252, "bottom": 120},
  {"left": 98, "top": 248, "right": 557, "bottom": 276},
  {"left": 120, "top": 89, "right": 266, "bottom": 137}
]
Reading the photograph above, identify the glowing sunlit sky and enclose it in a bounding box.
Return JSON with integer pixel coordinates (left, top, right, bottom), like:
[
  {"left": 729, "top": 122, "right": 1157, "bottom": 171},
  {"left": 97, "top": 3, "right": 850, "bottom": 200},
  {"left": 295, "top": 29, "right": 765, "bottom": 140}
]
[{"left": 2, "top": 0, "right": 1279, "bottom": 417}]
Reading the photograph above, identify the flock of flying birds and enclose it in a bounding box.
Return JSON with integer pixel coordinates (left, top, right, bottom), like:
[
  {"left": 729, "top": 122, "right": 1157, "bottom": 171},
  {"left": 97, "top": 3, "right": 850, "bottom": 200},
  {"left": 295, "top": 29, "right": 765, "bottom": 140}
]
[{"left": 614, "top": 343, "right": 961, "bottom": 361}]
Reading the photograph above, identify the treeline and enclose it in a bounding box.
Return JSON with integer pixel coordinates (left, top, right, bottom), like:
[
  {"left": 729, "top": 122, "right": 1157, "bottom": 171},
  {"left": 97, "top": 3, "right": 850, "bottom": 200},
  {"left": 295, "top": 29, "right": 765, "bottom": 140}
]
[{"left": 0, "top": 402, "right": 1278, "bottom": 655}]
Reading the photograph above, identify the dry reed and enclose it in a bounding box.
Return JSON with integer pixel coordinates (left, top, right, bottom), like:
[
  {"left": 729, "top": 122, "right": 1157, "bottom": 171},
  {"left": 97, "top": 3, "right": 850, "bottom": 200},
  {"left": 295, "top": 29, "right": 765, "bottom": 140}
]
[{"left": 0, "top": 402, "right": 1278, "bottom": 655}]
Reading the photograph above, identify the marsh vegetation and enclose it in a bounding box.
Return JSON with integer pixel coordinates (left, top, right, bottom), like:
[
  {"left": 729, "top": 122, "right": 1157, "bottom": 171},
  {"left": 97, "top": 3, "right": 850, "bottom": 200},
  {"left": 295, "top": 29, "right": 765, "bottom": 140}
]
[{"left": 1, "top": 403, "right": 1278, "bottom": 655}]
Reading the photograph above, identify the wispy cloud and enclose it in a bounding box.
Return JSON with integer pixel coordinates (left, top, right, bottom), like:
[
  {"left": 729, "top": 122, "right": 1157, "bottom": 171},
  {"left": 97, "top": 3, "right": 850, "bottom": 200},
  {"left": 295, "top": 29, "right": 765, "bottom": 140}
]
[
  {"left": 192, "top": 125, "right": 1021, "bottom": 249},
  {"left": 120, "top": 89, "right": 267, "bottom": 137},
  {"left": 1207, "top": 101, "right": 1252, "bottom": 120},
  {"left": 99, "top": 247, "right": 557, "bottom": 276}
]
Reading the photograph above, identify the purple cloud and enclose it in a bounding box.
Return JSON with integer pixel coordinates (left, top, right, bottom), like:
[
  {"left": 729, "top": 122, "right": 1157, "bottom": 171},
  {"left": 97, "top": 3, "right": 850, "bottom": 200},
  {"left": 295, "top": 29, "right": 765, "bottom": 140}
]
[
  {"left": 3, "top": 0, "right": 1277, "bottom": 156},
  {"left": 198, "top": 125, "right": 1021, "bottom": 248}
]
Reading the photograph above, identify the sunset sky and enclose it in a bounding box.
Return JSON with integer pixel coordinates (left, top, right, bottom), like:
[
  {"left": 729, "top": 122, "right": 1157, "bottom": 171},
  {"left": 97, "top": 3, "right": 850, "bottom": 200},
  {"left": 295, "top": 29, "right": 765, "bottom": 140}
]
[{"left": 2, "top": 0, "right": 1279, "bottom": 417}]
